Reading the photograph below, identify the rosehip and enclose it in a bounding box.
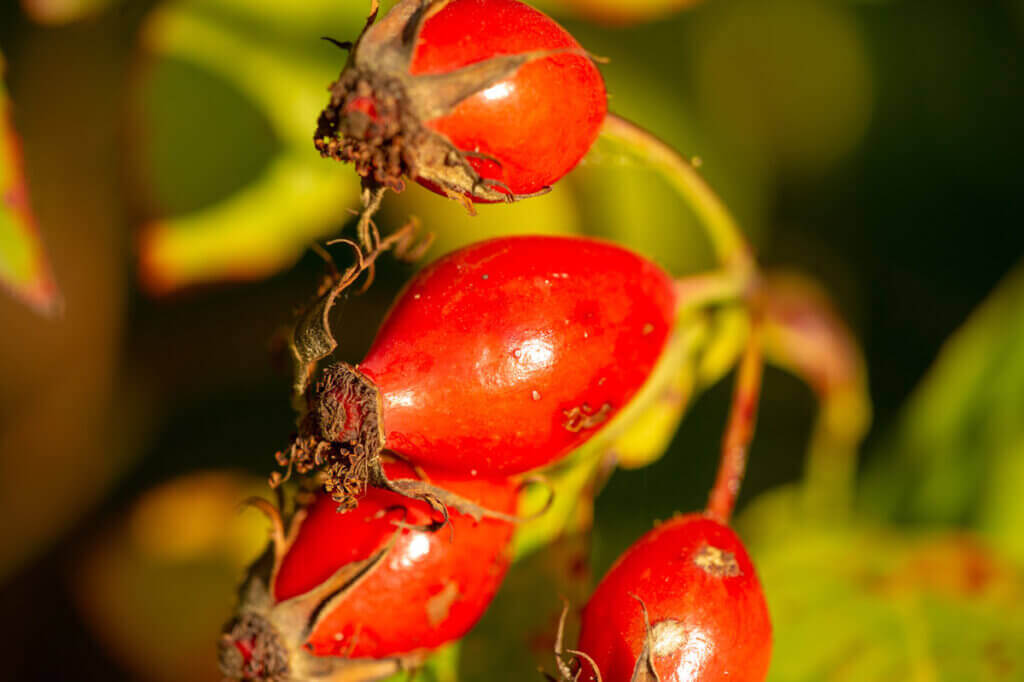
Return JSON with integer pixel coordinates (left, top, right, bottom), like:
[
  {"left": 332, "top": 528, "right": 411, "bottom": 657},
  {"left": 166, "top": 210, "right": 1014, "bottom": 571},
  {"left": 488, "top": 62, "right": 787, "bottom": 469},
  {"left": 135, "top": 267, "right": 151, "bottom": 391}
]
[
  {"left": 572, "top": 514, "right": 771, "bottom": 682},
  {"left": 283, "top": 235, "right": 678, "bottom": 506},
  {"left": 220, "top": 460, "right": 517, "bottom": 680},
  {"left": 315, "top": 0, "right": 607, "bottom": 202}
]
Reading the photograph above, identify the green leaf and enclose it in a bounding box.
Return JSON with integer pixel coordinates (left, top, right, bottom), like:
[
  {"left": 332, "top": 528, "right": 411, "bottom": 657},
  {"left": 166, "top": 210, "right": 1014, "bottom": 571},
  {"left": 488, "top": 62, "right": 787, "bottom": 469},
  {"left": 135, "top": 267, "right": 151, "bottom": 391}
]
[
  {"left": 0, "top": 52, "right": 61, "bottom": 315},
  {"left": 739, "top": 488, "right": 1024, "bottom": 682},
  {"left": 862, "top": 261, "right": 1024, "bottom": 548},
  {"left": 379, "top": 642, "right": 460, "bottom": 682}
]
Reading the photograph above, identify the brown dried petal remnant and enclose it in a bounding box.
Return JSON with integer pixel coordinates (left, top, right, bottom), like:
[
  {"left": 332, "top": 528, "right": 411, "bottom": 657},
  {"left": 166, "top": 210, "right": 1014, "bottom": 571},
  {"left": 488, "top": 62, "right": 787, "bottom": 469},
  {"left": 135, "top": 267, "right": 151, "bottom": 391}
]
[
  {"left": 693, "top": 544, "right": 741, "bottom": 578},
  {"left": 563, "top": 402, "right": 613, "bottom": 433},
  {"left": 314, "top": 69, "right": 422, "bottom": 194},
  {"left": 425, "top": 581, "right": 460, "bottom": 627}
]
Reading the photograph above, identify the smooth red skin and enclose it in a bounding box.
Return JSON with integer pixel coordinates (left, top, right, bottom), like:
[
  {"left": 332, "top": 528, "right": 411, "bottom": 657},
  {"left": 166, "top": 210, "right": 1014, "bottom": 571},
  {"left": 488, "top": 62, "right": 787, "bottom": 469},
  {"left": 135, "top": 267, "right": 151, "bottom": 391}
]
[
  {"left": 411, "top": 0, "right": 607, "bottom": 197},
  {"left": 577, "top": 515, "right": 772, "bottom": 682},
  {"left": 357, "top": 236, "right": 677, "bottom": 476},
  {"left": 273, "top": 461, "right": 517, "bottom": 659}
]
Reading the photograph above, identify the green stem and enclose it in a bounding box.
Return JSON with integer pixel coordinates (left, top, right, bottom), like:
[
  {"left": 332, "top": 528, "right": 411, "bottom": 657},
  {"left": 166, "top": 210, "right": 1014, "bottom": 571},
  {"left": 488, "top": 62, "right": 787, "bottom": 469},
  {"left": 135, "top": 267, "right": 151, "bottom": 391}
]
[
  {"left": 800, "top": 385, "right": 870, "bottom": 520},
  {"left": 674, "top": 268, "right": 752, "bottom": 316},
  {"left": 599, "top": 113, "right": 756, "bottom": 275}
]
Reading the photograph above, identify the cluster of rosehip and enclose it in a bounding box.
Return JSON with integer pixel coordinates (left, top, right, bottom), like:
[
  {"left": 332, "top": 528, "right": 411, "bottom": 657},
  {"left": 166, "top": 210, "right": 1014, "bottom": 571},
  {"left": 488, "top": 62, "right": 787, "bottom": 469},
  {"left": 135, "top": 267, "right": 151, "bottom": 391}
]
[{"left": 218, "top": 2, "right": 783, "bottom": 681}]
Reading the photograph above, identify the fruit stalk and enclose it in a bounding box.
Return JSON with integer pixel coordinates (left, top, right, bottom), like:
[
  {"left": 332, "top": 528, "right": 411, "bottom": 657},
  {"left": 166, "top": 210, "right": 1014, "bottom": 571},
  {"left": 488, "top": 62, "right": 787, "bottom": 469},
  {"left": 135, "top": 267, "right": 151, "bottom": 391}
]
[
  {"left": 599, "top": 113, "right": 756, "bottom": 276},
  {"left": 706, "top": 325, "right": 764, "bottom": 523}
]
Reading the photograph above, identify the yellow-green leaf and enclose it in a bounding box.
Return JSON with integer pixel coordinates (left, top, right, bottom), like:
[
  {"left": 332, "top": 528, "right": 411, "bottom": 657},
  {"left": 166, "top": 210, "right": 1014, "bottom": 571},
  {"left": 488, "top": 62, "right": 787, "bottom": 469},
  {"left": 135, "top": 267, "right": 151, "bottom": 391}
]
[
  {"left": 133, "top": 0, "right": 370, "bottom": 293},
  {"left": 739, "top": 488, "right": 1024, "bottom": 682},
  {"left": 862, "top": 261, "right": 1024, "bottom": 549}
]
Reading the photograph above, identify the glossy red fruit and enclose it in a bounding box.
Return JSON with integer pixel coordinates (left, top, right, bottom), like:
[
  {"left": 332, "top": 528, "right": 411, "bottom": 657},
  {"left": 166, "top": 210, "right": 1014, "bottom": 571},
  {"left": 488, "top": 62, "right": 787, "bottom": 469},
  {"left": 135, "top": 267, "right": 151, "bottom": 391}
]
[
  {"left": 220, "top": 460, "right": 517, "bottom": 680},
  {"left": 574, "top": 514, "right": 771, "bottom": 682},
  {"left": 315, "top": 0, "right": 607, "bottom": 202},
  {"left": 285, "top": 235, "right": 678, "bottom": 504}
]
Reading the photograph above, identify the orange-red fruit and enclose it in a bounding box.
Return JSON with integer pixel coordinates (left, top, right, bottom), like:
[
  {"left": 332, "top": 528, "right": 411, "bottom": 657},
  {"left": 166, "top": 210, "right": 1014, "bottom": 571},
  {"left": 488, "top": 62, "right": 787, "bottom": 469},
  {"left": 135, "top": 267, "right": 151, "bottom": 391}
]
[
  {"left": 355, "top": 235, "right": 678, "bottom": 475},
  {"left": 274, "top": 461, "right": 517, "bottom": 659},
  {"left": 576, "top": 514, "right": 772, "bottom": 682},
  {"left": 412, "top": 0, "right": 607, "bottom": 197},
  {"left": 316, "top": 0, "right": 606, "bottom": 201}
]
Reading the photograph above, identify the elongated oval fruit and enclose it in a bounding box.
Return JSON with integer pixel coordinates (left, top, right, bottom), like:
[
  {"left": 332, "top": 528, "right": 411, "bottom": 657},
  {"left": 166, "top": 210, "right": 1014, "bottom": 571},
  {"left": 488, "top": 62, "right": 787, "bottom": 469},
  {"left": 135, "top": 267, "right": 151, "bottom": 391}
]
[
  {"left": 315, "top": 0, "right": 607, "bottom": 202},
  {"left": 284, "top": 235, "right": 677, "bottom": 504},
  {"left": 220, "top": 460, "right": 517, "bottom": 680},
  {"left": 573, "top": 514, "right": 772, "bottom": 682}
]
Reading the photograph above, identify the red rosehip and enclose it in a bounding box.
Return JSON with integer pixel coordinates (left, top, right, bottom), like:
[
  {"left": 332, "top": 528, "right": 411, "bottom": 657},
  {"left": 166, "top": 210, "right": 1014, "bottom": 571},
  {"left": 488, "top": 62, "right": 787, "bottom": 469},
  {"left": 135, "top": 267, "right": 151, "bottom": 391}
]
[
  {"left": 315, "top": 0, "right": 607, "bottom": 202},
  {"left": 573, "top": 514, "right": 771, "bottom": 682},
  {"left": 220, "top": 460, "right": 517, "bottom": 680},
  {"left": 283, "top": 235, "right": 677, "bottom": 505}
]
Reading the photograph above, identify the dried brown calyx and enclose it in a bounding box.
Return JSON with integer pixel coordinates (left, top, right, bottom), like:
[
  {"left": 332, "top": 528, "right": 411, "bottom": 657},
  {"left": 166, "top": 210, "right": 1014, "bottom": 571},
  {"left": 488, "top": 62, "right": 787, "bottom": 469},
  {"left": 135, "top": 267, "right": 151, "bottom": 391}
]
[
  {"left": 315, "top": 68, "right": 422, "bottom": 195},
  {"left": 314, "top": 0, "right": 571, "bottom": 205},
  {"left": 273, "top": 363, "right": 384, "bottom": 512},
  {"left": 273, "top": 363, "right": 553, "bottom": 525},
  {"left": 218, "top": 612, "right": 290, "bottom": 682}
]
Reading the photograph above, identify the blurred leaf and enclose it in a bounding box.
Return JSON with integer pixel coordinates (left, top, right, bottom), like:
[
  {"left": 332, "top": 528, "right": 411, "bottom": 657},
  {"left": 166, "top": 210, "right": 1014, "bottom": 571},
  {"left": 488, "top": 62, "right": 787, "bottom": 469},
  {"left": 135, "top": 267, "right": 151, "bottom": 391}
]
[
  {"left": 133, "top": 0, "right": 369, "bottom": 293},
  {"left": 760, "top": 271, "right": 871, "bottom": 519},
  {"left": 462, "top": 529, "right": 593, "bottom": 682},
  {"left": 513, "top": 301, "right": 751, "bottom": 558},
  {"left": 380, "top": 642, "right": 460, "bottom": 682},
  {"left": 862, "top": 260, "right": 1024, "bottom": 552},
  {"left": 514, "top": 449, "right": 599, "bottom": 560},
  {"left": 978, "top": 436, "right": 1024, "bottom": 564},
  {"left": 72, "top": 471, "right": 271, "bottom": 682},
  {"left": 609, "top": 304, "right": 754, "bottom": 471},
  {"left": 739, "top": 488, "right": 1024, "bottom": 682},
  {"left": 380, "top": 180, "right": 582, "bottom": 262},
  {"left": 19, "top": 0, "right": 123, "bottom": 24},
  {"left": 0, "top": 52, "right": 61, "bottom": 315}
]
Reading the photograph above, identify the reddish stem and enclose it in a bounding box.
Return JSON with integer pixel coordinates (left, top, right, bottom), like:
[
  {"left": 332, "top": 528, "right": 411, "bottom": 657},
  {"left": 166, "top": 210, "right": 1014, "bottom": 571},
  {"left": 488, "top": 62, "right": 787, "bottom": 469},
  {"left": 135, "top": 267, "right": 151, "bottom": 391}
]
[{"left": 706, "top": 326, "right": 764, "bottom": 523}]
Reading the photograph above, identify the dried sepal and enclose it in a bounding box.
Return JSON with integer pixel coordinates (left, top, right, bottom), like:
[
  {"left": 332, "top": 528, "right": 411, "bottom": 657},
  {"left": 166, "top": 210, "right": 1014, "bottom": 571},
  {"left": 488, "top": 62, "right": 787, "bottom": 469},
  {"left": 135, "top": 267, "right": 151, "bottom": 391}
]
[
  {"left": 287, "top": 216, "right": 431, "bottom": 401},
  {"left": 551, "top": 599, "right": 603, "bottom": 682},
  {"left": 627, "top": 594, "right": 661, "bottom": 682}
]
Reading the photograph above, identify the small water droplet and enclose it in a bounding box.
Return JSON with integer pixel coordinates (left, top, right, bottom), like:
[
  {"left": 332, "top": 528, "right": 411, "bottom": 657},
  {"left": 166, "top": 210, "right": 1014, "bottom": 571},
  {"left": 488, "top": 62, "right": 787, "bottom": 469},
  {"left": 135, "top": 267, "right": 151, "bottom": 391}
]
[
  {"left": 413, "top": 293, "right": 421, "bottom": 300},
  {"left": 532, "top": 390, "right": 542, "bottom": 401},
  {"left": 482, "top": 274, "right": 489, "bottom": 280},
  {"left": 513, "top": 348, "right": 522, "bottom": 359}
]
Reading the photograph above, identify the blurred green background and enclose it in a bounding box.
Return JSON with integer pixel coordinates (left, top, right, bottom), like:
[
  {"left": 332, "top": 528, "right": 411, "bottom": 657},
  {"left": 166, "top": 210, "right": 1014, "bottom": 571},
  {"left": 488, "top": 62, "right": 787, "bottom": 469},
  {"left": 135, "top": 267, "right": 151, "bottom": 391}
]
[{"left": 1, "top": 0, "right": 1023, "bottom": 680}]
